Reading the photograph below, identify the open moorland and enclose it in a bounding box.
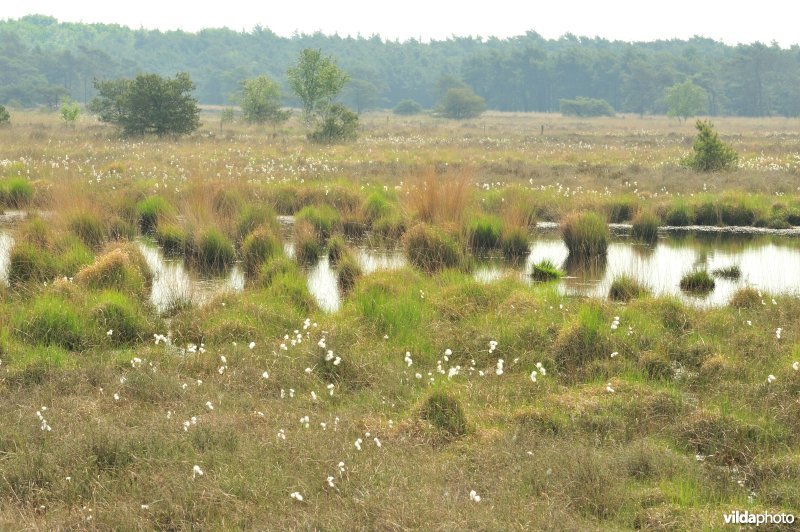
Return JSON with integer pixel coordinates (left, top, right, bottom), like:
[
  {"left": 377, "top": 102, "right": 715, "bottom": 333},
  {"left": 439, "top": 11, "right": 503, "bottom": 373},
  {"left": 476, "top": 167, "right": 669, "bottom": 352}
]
[{"left": 1, "top": 111, "right": 800, "bottom": 529}]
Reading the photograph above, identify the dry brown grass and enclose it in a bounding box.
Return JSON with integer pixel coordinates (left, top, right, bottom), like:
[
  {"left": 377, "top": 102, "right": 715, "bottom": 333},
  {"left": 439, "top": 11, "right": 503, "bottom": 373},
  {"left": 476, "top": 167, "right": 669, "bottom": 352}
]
[{"left": 404, "top": 166, "right": 472, "bottom": 225}]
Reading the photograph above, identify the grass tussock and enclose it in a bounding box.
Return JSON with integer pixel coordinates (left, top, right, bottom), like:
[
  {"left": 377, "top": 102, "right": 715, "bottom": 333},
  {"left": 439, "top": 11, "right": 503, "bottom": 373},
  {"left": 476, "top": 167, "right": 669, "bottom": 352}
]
[
  {"left": 631, "top": 211, "right": 659, "bottom": 244},
  {"left": 193, "top": 228, "right": 236, "bottom": 273},
  {"left": 418, "top": 389, "right": 469, "bottom": 438},
  {"left": 531, "top": 259, "right": 563, "bottom": 282},
  {"left": 403, "top": 223, "right": 464, "bottom": 272},
  {"left": 405, "top": 167, "right": 470, "bottom": 225},
  {"left": 562, "top": 212, "right": 609, "bottom": 258},
  {"left": 241, "top": 227, "right": 281, "bottom": 276},
  {"left": 679, "top": 270, "right": 715, "bottom": 294},
  {"left": 608, "top": 275, "right": 650, "bottom": 302},
  {"left": 76, "top": 245, "right": 150, "bottom": 298}
]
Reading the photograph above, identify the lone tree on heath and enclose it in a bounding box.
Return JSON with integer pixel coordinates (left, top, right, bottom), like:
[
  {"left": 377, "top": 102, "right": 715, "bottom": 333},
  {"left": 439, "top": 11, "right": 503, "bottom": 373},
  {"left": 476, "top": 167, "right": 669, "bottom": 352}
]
[
  {"left": 438, "top": 87, "right": 485, "bottom": 119},
  {"left": 664, "top": 80, "right": 707, "bottom": 123},
  {"left": 684, "top": 120, "right": 738, "bottom": 172},
  {"left": 287, "top": 49, "right": 349, "bottom": 127},
  {"left": 0, "top": 105, "right": 9, "bottom": 125},
  {"left": 60, "top": 97, "right": 80, "bottom": 126},
  {"left": 90, "top": 72, "right": 200, "bottom": 136},
  {"left": 238, "top": 75, "right": 290, "bottom": 128}
]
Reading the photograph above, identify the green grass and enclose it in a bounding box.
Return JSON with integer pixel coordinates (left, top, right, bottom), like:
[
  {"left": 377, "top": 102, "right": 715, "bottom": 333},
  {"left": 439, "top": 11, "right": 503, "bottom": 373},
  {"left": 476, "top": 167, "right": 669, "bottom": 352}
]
[
  {"left": 531, "top": 259, "right": 564, "bottom": 282},
  {"left": 631, "top": 211, "right": 659, "bottom": 244},
  {"left": 194, "top": 228, "right": 236, "bottom": 273},
  {"left": 711, "top": 264, "right": 741, "bottom": 280},
  {"left": 419, "top": 389, "right": 469, "bottom": 438},
  {"left": 608, "top": 275, "right": 650, "bottom": 301},
  {"left": 501, "top": 227, "right": 530, "bottom": 261},
  {"left": 403, "top": 223, "right": 464, "bottom": 272},
  {"left": 16, "top": 293, "right": 87, "bottom": 350},
  {"left": 241, "top": 227, "right": 281, "bottom": 276},
  {"left": 0, "top": 176, "right": 34, "bottom": 207},
  {"left": 679, "top": 270, "right": 715, "bottom": 294},
  {"left": 465, "top": 215, "right": 503, "bottom": 251},
  {"left": 155, "top": 223, "right": 188, "bottom": 257},
  {"left": 136, "top": 195, "right": 174, "bottom": 233},
  {"left": 562, "top": 212, "right": 609, "bottom": 258},
  {"left": 295, "top": 204, "right": 340, "bottom": 238},
  {"left": 336, "top": 251, "right": 363, "bottom": 293}
]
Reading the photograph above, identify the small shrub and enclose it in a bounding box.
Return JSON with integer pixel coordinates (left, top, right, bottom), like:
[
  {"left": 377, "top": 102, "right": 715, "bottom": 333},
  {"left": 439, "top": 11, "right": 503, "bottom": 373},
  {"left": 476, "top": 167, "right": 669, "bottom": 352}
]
[
  {"left": 562, "top": 212, "right": 609, "bottom": 258},
  {"left": 608, "top": 275, "right": 650, "bottom": 302},
  {"left": 294, "top": 220, "right": 322, "bottom": 264},
  {"left": 155, "top": 223, "right": 187, "bottom": 257},
  {"left": 679, "top": 270, "right": 715, "bottom": 294},
  {"left": 560, "top": 97, "right": 615, "bottom": 117},
  {"left": 194, "top": 228, "right": 236, "bottom": 273},
  {"left": 531, "top": 259, "right": 563, "bottom": 282},
  {"left": 18, "top": 294, "right": 86, "bottom": 350},
  {"left": 308, "top": 103, "right": 358, "bottom": 143},
  {"left": 419, "top": 390, "right": 468, "bottom": 438},
  {"left": 631, "top": 211, "right": 659, "bottom": 244},
  {"left": 729, "top": 287, "right": 761, "bottom": 309},
  {"left": 684, "top": 120, "right": 738, "bottom": 172},
  {"left": 68, "top": 213, "right": 108, "bottom": 249},
  {"left": 403, "top": 223, "right": 463, "bottom": 272},
  {"left": 501, "top": 227, "right": 530, "bottom": 260},
  {"left": 711, "top": 265, "right": 741, "bottom": 280},
  {"left": 393, "top": 99, "right": 423, "bottom": 115},
  {"left": 466, "top": 215, "right": 503, "bottom": 251},
  {"left": 337, "top": 252, "right": 363, "bottom": 293},
  {"left": 136, "top": 196, "right": 173, "bottom": 233},
  {"left": 241, "top": 227, "right": 281, "bottom": 276},
  {"left": 327, "top": 234, "right": 347, "bottom": 265},
  {"left": 0, "top": 104, "right": 9, "bottom": 125}
]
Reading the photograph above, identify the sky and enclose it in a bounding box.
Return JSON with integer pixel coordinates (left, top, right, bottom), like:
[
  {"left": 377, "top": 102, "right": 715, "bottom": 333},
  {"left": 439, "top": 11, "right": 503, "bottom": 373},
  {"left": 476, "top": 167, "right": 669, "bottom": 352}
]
[{"left": 2, "top": 0, "right": 798, "bottom": 47}]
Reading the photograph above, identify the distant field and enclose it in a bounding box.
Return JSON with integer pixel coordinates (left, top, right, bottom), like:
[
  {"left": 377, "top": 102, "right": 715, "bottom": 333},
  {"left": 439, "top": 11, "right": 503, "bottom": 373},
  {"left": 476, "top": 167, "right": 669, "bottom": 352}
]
[{"left": 0, "top": 110, "right": 799, "bottom": 529}]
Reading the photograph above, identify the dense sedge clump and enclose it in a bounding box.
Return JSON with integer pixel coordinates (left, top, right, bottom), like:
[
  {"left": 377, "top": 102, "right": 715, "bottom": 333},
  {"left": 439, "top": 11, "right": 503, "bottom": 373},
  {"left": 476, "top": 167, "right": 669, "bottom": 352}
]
[
  {"left": 68, "top": 213, "right": 108, "bottom": 249},
  {"left": 295, "top": 205, "right": 339, "bottom": 239},
  {"left": 562, "top": 212, "right": 609, "bottom": 258},
  {"left": 241, "top": 227, "right": 281, "bottom": 276},
  {"left": 136, "top": 195, "right": 174, "bottom": 234},
  {"left": 194, "top": 228, "right": 236, "bottom": 273},
  {"left": 76, "top": 246, "right": 150, "bottom": 298},
  {"left": 465, "top": 215, "right": 503, "bottom": 251},
  {"left": 294, "top": 220, "right": 322, "bottom": 264},
  {"left": 608, "top": 275, "right": 650, "bottom": 302},
  {"left": 336, "top": 252, "right": 363, "bottom": 293},
  {"left": 679, "top": 270, "right": 715, "bottom": 294},
  {"left": 403, "top": 223, "right": 463, "bottom": 272},
  {"left": 327, "top": 234, "right": 347, "bottom": 265},
  {"left": 631, "top": 211, "right": 659, "bottom": 244},
  {"left": 155, "top": 223, "right": 188, "bottom": 257},
  {"left": 419, "top": 390, "right": 469, "bottom": 438},
  {"left": 531, "top": 259, "right": 563, "bottom": 282}
]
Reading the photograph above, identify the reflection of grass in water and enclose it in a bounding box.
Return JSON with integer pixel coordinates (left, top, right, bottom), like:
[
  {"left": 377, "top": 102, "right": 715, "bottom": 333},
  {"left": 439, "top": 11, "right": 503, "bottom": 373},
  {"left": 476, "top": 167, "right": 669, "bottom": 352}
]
[{"left": 711, "top": 264, "right": 741, "bottom": 280}]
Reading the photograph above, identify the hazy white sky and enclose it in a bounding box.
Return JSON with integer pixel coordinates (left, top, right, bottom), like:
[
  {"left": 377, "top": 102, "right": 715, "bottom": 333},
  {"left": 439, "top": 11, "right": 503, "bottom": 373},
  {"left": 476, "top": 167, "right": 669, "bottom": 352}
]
[{"left": 2, "top": 1, "right": 798, "bottom": 46}]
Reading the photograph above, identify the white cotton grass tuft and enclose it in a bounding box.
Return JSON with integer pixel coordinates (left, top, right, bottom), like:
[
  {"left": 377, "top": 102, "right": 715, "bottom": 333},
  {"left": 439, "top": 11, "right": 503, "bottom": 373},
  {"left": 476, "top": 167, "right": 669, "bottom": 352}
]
[
  {"left": 192, "top": 465, "right": 203, "bottom": 479},
  {"left": 249, "top": 341, "right": 256, "bottom": 349},
  {"left": 793, "top": 361, "right": 799, "bottom": 371},
  {"left": 606, "top": 382, "right": 615, "bottom": 393},
  {"left": 290, "top": 491, "right": 304, "bottom": 502},
  {"left": 469, "top": 490, "right": 481, "bottom": 502},
  {"left": 767, "top": 374, "right": 776, "bottom": 384},
  {"left": 354, "top": 438, "right": 363, "bottom": 451},
  {"left": 495, "top": 358, "right": 504, "bottom": 376},
  {"left": 262, "top": 371, "right": 269, "bottom": 379}
]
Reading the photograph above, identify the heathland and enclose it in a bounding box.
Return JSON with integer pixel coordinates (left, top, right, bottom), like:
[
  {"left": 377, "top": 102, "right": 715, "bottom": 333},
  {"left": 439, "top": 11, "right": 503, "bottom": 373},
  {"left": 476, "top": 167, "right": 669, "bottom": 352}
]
[{"left": 0, "top": 111, "right": 799, "bottom": 529}]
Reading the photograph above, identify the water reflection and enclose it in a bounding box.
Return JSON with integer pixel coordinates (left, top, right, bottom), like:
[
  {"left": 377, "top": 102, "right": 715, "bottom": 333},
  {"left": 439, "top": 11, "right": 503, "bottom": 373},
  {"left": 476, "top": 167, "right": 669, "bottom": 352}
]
[
  {"left": 0, "top": 232, "right": 13, "bottom": 285},
  {"left": 138, "top": 242, "right": 244, "bottom": 314}
]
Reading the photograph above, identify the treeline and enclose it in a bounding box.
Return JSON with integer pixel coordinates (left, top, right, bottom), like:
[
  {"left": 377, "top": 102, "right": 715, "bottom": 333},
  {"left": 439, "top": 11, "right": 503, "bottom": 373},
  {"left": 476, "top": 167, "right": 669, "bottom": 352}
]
[{"left": 2, "top": 15, "right": 800, "bottom": 116}]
